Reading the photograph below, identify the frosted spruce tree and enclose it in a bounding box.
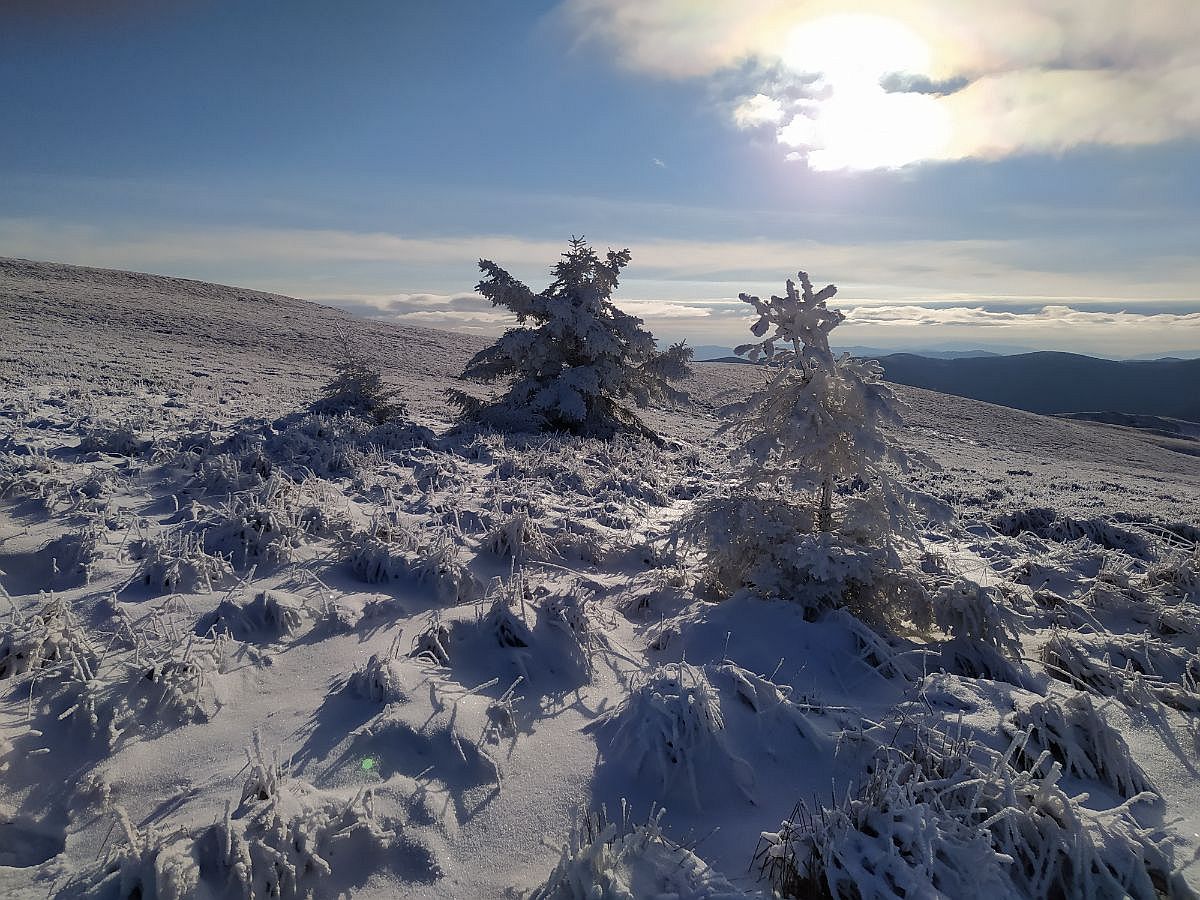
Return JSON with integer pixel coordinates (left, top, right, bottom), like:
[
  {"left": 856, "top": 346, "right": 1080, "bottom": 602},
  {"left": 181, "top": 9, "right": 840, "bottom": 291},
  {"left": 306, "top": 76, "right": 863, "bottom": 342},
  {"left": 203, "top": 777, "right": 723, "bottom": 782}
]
[
  {"left": 451, "top": 238, "right": 694, "bottom": 438},
  {"left": 686, "top": 272, "right": 936, "bottom": 624},
  {"left": 311, "top": 326, "right": 406, "bottom": 423}
]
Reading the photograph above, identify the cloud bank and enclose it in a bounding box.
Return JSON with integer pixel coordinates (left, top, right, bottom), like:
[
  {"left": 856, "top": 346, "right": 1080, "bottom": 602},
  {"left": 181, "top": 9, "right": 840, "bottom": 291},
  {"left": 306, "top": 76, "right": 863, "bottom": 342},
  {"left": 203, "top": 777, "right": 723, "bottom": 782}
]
[
  {"left": 560, "top": 0, "right": 1200, "bottom": 169},
  {"left": 5, "top": 216, "right": 1197, "bottom": 354}
]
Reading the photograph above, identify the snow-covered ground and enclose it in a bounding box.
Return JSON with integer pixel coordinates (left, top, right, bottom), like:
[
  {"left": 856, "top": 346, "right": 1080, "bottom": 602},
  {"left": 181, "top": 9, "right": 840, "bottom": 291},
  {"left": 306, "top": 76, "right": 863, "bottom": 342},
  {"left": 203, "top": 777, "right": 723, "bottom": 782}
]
[{"left": 2, "top": 257, "right": 1199, "bottom": 898}]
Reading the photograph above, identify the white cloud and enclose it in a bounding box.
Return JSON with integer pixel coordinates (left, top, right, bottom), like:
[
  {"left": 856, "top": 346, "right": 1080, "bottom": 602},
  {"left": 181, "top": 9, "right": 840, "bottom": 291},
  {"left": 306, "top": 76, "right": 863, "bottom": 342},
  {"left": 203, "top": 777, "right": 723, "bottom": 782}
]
[
  {"left": 6, "top": 215, "right": 1199, "bottom": 353},
  {"left": 845, "top": 304, "right": 1200, "bottom": 330},
  {"left": 733, "top": 93, "right": 786, "bottom": 128},
  {"left": 558, "top": 0, "right": 1200, "bottom": 167}
]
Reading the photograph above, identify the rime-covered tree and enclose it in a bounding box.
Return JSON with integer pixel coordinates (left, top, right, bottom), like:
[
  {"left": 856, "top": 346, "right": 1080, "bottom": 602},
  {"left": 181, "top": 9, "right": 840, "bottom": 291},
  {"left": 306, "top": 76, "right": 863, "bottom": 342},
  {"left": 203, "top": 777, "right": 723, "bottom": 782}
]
[
  {"left": 311, "top": 326, "right": 406, "bottom": 423},
  {"left": 451, "top": 237, "right": 693, "bottom": 438},
  {"left": 724, "top": 272, "right": 907, "bottom": 534},
  {"left": 684, "top": 271, "right": 938, "bottom": 623}
]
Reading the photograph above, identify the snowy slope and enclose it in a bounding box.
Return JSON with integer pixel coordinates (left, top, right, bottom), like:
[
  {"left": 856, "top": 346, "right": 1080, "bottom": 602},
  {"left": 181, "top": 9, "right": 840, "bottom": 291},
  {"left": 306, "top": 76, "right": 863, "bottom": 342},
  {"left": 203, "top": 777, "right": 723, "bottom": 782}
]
[{"left": 2, "top": 258, "right": 1199, "bottom": 899}]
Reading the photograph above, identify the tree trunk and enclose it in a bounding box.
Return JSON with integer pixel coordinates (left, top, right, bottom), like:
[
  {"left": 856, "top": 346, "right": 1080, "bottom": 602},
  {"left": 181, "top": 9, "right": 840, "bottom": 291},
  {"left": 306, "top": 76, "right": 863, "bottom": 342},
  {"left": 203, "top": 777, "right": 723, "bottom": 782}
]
[{"left": 817, "top": 474, "right": 833, "bottom": 533}]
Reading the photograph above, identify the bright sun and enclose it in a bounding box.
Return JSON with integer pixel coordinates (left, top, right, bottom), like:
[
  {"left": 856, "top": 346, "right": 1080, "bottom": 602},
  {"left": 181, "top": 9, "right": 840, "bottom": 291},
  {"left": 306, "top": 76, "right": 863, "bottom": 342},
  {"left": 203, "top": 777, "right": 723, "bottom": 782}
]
[{"left": 779, "top": 14, "right": 951, "bottom": 171}]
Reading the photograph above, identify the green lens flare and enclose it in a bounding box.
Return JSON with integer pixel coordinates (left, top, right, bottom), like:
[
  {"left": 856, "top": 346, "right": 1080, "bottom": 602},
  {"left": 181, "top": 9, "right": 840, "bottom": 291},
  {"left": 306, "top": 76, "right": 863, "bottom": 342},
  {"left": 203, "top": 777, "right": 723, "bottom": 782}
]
[{"left": 361, "top": 757, "right": 376, "bottom": 772}]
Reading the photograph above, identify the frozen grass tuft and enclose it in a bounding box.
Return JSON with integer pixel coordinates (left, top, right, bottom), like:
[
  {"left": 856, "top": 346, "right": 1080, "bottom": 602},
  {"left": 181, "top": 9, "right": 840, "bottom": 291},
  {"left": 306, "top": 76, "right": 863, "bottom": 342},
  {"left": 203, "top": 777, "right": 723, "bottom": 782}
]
[
  {"left": 0, "top": 592, "right": 98, "bottom": 683},
  {"left": 197, "top": 590, "right": 306, "bottom": 643},
  {"left": 1004, "top": 693, "right": 1158, "bottom": 799},
  {"left": 757, "top": 726, "right": 1177, "bottom": 900},
  {"left": 591, "top": 663, "right": 732, "bottom": 808},
  {"left": 992, "top": 507, "right": 1154, "bottom": 559},
  {"left": 347, "top": 636, "right": 413, "bottom": 704},
  {"left": 131, "top": 528, "right": 233, "bottom": 594},
  {"left": 81, "top": 806, "right": 200, "bottom": 900},
  {"left": 531, "top": 802, "right": 745, "bottom": 900}
]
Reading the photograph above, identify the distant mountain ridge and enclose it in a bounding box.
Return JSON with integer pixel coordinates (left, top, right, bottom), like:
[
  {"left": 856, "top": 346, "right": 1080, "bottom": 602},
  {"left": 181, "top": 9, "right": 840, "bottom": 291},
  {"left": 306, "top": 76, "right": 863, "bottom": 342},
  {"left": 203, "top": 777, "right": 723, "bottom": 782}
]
[
  {"left": 872, "top": 351, "right": 1200, "bottom": 422},
  {"left": 698, "top": 348, "right": 1200, "bottom": 422}
]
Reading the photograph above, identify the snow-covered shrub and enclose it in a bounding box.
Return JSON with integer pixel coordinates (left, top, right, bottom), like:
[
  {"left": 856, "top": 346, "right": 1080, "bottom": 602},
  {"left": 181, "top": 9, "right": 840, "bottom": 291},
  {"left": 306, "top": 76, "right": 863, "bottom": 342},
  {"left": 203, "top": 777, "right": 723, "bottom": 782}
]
[
  {"left": 933, "top": 578, "right": 1023, "bottom": 653},
  {"left": 199, "top": 476, "right": 322, "bottom": 570},
  {"left": 484, "top": 508, "right": 554, "bottom": 560},
  {"left": 539, "top": 586, "right": 612, "bottom": 682},
  {"left": 756, "top": 743, "right": 1008, "bottom": 899},
  {"left": 531, "top": 803, "right": 745, "bottom": 900},
  {"left": 932, "top": 578, "right": 1043, "bottom": 690},
  {"left": 1004, "top": 693, "right": 1157, "bottom": 799},
  {"left": 45, "top": 630, "right": 221, "bottom": 749},
  {"left": 1146, "top": 547, "right": 1200, "bottom": 601},
  {"left": 451, "top": 237, "right": 693, "bottom": 439},
  {"left": 197, "top": 590, "right": 306, "bottom": 643},
  {"left": 132, "top": 528, "right": 233, "bottom": 593},
  {"left": 309, "top": 326, "right": 406, "bottom": 423},
  {"left": 684, "top": 271, "right": 937, "bottom": 625},
  {"left": 188, "top": 450, "right": 267, "bottom": 496},
  {"left": 131, "top": 634, "right": 222, "bottom": 727},
  {"left": 68, "top": 468, "right": 119, "bottom": 512},
  {"left": 1041, "top": 631, "right": 1200, "bottom": 711},
  {"left": 0, "top": 448, "right": 71, "bottom": 506},
  {"left": 409, "top": 530, "right": 481, "bottom": 605},
  {"left": 410, "top": 617, "right": 452, "bottom": 666}
]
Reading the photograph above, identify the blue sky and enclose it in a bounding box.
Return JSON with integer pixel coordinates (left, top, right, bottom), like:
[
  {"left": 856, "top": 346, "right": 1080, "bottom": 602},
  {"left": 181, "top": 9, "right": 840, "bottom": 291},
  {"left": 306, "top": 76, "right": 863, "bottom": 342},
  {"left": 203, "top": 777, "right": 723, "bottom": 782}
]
[{"left": 3, "top": 0, "right": 1199, "bottom": 356}]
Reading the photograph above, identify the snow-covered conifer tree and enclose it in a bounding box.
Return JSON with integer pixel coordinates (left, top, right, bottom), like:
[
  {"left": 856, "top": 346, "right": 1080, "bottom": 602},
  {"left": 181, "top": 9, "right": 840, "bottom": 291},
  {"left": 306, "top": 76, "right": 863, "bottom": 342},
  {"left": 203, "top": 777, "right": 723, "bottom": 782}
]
[
  {"left": 311, "top": 327, "right": 406, "bottom": 423},
  {"left": 451, "top": 237, "right": 693, "bottom": 438},
  {"left": 685, "top": 271, "right": 936, "bottom": 622}
]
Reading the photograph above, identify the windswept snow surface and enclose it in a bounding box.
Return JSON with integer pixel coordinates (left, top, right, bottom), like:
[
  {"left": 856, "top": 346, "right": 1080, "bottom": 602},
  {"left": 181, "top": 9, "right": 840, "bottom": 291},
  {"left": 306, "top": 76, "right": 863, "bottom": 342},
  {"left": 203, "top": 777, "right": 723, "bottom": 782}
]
[{"left": 2, "top": 258, "right": 1199, "bottom": 898}]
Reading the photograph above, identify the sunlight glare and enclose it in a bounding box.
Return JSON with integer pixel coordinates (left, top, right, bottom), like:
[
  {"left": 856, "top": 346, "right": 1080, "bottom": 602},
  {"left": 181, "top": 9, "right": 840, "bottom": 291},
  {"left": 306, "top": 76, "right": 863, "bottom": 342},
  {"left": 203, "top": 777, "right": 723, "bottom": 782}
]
[{"left": 779, "top": 14, "right": 951, "bottom": 170}]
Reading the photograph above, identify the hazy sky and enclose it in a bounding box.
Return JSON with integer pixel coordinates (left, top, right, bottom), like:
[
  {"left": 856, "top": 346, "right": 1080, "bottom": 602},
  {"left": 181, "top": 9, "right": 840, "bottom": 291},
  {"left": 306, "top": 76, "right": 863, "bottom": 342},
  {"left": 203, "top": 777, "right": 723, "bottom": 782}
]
[{"left": 3, "top": 0, "right": 1199, "bottom": 356}]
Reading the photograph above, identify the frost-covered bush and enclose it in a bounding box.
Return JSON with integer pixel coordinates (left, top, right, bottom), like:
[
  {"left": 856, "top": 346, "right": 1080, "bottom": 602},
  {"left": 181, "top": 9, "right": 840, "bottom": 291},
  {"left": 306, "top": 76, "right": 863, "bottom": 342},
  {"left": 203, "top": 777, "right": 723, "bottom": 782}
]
[
  {"left": 1146, "top": 547, "right": 1200, "bottom": 601},
  {"left": 310, "top": 326, "right": 406, "bottom": 423},
  {"left": 484, "top": 508, "right": 554, "bottom": 560},
  {"left": 451, "top": 237, "right": 693, "bottom": 439},
  {"left": 1041, "top": 630, "right": 1200, "bottom": 710},
  {"left": 188, "top": 450, "right": 268, "bottom": 496},
  {"left": 199, "top": 476, "right": 326, "bottom": 570},
  {"left": 77, "top": 419, "right": 149, "bottom": 457},
  {"left": 27, "top": 627, "right": 221, "bottom": 752},
  {"left": 343, "top": 524, "right": 412, "bottom": 584},
  {"left": 409, "top": 530, "right": 481, "bottom": 605},
  {"left": 342, "top": 522, "right": 478, "bottom": 602},
  {"left": 685, "top": 271, "right": 936, "bottom": 625},
  {"left": 201, "top": 774, "right": 436, "bottom": 897},
  {"left": 933, "top": 579, "right": 1023, "bottom": 653},
  {"left": 931, "top": 578, "right": 1044, "bottom": 690},
  {"left": 531, "top": 804, "right": 745, "bottom": 900},
  {"left": 0, "top": 448, "right": 71, "bottom": 506}
]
